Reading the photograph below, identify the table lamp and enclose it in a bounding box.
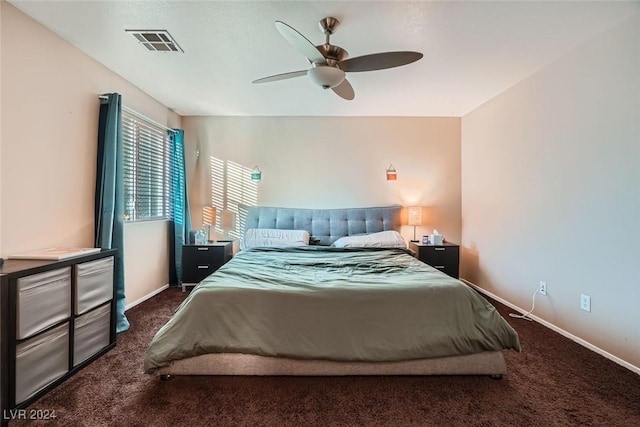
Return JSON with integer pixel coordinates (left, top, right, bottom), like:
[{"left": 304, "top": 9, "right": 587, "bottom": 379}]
[{"left": 407, "top": 206, "right": 423, "bottom": 243}]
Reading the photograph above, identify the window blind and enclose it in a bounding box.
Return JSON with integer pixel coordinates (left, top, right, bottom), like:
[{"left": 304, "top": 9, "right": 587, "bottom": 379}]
[{"left": 122, "top": 112, "right": 172, "bottom": 221}]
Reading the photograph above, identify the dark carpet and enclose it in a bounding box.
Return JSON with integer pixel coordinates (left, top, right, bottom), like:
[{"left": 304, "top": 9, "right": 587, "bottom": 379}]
[{"left": 14, "top": 287, "right": 640, "bottom": 427}]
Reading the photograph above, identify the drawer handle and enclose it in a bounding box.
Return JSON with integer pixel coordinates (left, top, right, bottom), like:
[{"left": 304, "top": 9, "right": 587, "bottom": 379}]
[
  {"left": 197, "top": 247, "right": 209, "bottom": 251},
  {"left": 435, "top": 266, "right": 445, "bottom": 269},
  {"left": 197, "top": 265, "right": 210, "bottom": 269},
  {"left": 434, "top": 248, "right": 446, "bottom": 251}
]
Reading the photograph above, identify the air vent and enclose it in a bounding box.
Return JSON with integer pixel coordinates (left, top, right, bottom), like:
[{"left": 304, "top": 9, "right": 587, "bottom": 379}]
[{"left": 125, "top": 29, "right": 184, "bottom": 53}]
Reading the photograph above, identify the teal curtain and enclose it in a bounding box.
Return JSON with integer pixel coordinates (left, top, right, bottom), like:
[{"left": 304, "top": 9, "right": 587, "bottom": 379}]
[
  {"left": 96, "top": 93, "right": 129, "bottom": 333},
  {"left": 169, "top": 129, "right": 192, "bottom": 286}
]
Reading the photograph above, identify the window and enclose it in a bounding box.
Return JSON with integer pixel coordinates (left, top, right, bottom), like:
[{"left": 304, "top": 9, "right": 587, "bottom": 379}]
[{"left": 122, "top": 111, "right": 171, "bottom": 221}]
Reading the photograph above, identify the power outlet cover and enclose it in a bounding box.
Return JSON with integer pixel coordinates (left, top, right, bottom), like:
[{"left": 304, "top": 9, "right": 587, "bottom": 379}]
[
  {"left": 539, "top": 281, "right": 547, "bottom": 296},
  {"left": 580, "top": 294, "right": 591, "bottom": 312}
]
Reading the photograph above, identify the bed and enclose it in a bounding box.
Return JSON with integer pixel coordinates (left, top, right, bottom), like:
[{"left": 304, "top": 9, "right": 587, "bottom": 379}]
[{"left": 145, "top": 205, "right": 520, "bottom": 378}]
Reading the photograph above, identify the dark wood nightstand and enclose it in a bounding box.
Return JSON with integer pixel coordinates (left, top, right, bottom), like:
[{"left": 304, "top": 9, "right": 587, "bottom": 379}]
[
  {"left": 182, "top": 241, "right": 233, "bottom": 291},
  {"left": 409, "top": 241, "right": 460, "bottom": 279}
]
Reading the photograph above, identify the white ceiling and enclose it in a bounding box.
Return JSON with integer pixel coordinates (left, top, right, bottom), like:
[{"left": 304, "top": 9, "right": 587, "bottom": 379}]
[{"left": 9, "top": 1, "right": 640, "bottom": 117}]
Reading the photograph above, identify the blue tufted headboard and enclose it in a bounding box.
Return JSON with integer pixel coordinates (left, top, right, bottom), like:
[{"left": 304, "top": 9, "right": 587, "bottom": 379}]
[{"left": 241, "top": 205, "right": 402, "bottom": 246}]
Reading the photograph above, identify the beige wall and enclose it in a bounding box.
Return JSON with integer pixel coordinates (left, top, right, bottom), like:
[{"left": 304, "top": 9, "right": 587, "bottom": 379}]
[
  {"left": 0, "top": 2, "right": 180, "bottom": 306},
  {"left": 462, "top": 12, "right": 640, "bottom": 369},
  {"left": 182, "top": 116, "right": 462, "bottom": 244}
]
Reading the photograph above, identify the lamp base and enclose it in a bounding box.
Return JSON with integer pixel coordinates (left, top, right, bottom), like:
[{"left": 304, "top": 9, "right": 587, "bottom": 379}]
[{"left": 410, "top": 240, "right": 419, "bottom": 243}]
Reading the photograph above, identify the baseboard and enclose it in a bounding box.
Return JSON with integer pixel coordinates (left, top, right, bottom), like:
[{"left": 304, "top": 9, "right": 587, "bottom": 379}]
[
  {"left": 461, "top": 278, "right": 640, "bottom": 376},
  {"left": 125, "top": 284, "right": 170, "bottom": 311}
]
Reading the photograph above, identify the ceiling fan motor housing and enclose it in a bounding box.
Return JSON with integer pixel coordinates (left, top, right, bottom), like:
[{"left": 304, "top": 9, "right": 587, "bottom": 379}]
[{"left": 316, "top": 44, "right": 348, "bottom": 63}]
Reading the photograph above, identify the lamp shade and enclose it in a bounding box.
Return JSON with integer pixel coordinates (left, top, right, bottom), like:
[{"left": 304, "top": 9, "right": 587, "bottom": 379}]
[
  {"left": 202, "top": 206, "right": 216, "bottom": 227},
  {"left": 220, "top": 210, "right": 236, "bottom": 231},
  {"left": 308, "top": 65, "right": 345, "bottom": 89},
  {"left": 407, "top": 206, "right": 423, "bottom": 226}
]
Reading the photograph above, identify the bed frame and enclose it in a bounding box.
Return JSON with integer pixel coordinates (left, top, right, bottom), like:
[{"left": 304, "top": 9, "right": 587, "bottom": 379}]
[
  {"left": 157, "top": 352, "right": 506, "bottom": 378},
  {"left": 158, "top": 205, "right": 507, "bottom": 379}
]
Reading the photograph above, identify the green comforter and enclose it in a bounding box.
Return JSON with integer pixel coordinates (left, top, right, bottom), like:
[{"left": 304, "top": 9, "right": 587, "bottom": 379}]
[{"left": 144, "top": 247, "right": 520, "bottom": 373}]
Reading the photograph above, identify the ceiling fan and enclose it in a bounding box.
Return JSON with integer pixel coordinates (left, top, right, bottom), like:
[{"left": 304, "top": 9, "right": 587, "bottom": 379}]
[{"left": 252, "top": 17, "right": 423, "bottom": 100}]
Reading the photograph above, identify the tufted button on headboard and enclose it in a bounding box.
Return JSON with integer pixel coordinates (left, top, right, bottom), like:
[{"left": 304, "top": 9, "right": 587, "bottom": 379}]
[{"left": 241, "top": 205, "right": 402, "bottom": 246}]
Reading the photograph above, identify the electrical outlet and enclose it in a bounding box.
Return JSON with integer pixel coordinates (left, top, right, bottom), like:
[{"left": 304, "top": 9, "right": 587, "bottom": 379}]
[
  {"left": 580, "top": 294, "right": 591, "bottom": 312},
  {"left": 539, "top": 281, "right": 547, "bottom": 296}
]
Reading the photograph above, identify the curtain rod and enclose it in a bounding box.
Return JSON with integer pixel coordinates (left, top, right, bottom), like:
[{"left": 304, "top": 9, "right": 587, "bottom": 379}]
[{"left": 98, "top": 95, "right": 177, "bottom": 133}]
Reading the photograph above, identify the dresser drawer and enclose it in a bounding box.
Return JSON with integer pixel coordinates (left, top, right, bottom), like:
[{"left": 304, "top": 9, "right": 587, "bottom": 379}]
[
  {"left": 16, "top": 267, "right": 71, "bottom": 340},
  {"left": 183, "top": 245, "right": 224, "bottom": 266},
  {"left": 431, "top": 264, "right": 459, "bottom": 279},
  {"left": 75, "top": 257, "right": 114, "bottom": 315},
  {"left": 417, "top": 245, "right": 459, "bottom": 265},
  {"left": 16, "top": 322, "right": 70, "bottom": 404},
  {"left": 73, "top": 303, "right": 111, "bottom": 367},
  {"left": 182, "top": 262, "right": 218, "bottom": 283}
]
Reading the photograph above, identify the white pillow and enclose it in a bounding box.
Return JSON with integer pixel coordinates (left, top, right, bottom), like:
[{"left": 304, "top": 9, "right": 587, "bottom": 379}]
[
  {"left": 332, "top": 230, "right": 407, "bottom": 248},
  {"left": 241, "top": 228, "right": 310, "bottom": 249}
]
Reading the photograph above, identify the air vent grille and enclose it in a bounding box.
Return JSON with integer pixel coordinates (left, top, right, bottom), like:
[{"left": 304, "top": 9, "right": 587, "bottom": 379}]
[{"left": 125, "top": 29, "right": 184, "bottom": 53}]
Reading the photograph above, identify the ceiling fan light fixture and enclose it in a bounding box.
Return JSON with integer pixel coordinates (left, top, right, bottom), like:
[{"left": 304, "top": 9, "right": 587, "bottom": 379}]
[
  {"left": 308, "top": 65, "right": 345, "bottom": 89},
  {"left": 254, "top": 17, "right": 423, "bottom": 100}
]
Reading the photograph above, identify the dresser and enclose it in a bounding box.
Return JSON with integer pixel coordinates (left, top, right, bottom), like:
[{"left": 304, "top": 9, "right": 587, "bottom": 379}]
[
  {"left": 0, "top": 250, "right": 116, "bottom": 425},
  {"left": 409, "top": 242, "right": 460, "bottom": 279},
  {"left": 182, "top": 242, "right": 233, "bottom": 291}
]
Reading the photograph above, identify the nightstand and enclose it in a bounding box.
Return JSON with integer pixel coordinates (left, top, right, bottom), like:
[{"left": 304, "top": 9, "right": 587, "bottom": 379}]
[
  {"left": 182, "top": 242, "right": 233, "bottom": 291},
  {"left": 409, "top": 241, "right": 460, "bottom": 279}
]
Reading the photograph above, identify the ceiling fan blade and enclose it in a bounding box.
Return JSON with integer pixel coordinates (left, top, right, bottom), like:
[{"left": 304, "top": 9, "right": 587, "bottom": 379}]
[
  {"left": 275, "top": 21, "right": 326, "bottom": 64},
  {"left": 332, "top": 79, "right": 355, "bottom": 100},
  {"left": 252, "top": 70, "right": 308, "bottom": 84},
  {"left": 339, "top": 51, "right": 423, "bottom": 72}
]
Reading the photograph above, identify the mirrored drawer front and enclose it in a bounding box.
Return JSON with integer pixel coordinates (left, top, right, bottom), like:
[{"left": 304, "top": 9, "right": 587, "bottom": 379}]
[
  {"left": 74, "top": 303, "right": 111, "bottom": 367},
  {"left": 75, "top": 257, "right": 114, "bottom": 315},
  {"left": 16, "top": 322, "right": 70, "bottom": 404},
  {"left": 17, "top": 267, "right": 71, "bottom": 340}
]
